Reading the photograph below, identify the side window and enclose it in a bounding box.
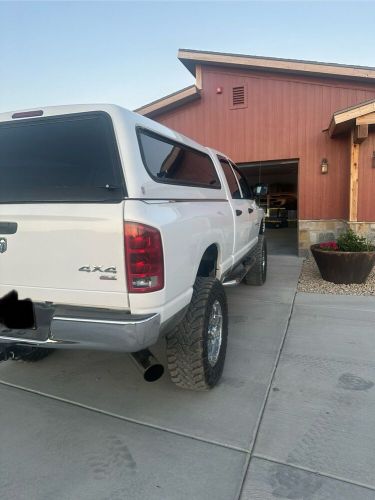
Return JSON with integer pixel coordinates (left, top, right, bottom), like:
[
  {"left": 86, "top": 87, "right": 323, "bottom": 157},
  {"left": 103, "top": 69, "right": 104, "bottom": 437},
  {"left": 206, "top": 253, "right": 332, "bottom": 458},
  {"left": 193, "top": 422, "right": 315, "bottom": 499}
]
[
  {"left": 138, "top": 129, "right": 221, "bottom": 189},
  {"left": 219, "top": 158, "right": 242, "bottom": 199},
  {"left": 232, "top": 165, "right": 253, "bottom": 199}
]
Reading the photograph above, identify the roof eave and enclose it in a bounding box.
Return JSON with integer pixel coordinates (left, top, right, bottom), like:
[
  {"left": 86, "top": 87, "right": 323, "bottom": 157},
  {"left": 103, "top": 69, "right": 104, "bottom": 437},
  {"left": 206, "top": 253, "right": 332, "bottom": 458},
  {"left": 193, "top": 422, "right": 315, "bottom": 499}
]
[
  {"left": 178, "top": 49, "right": 375, "bottom": 82},
  {"left": 329, "top": 99, "right": 375, "bottom": 137},
  {"left": 134, "top": 85, "right": 200, "bottom": 118}
]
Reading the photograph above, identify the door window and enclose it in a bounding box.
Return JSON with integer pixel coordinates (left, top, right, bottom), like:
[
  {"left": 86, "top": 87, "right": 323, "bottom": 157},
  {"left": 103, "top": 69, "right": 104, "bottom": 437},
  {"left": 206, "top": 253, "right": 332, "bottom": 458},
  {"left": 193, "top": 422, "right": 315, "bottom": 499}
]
[
  {"left": 219, "top": 159, "right": 242, "bottom": 199},
  {"left": 231, "top": 164, "right": 253, "bottom": 199}
]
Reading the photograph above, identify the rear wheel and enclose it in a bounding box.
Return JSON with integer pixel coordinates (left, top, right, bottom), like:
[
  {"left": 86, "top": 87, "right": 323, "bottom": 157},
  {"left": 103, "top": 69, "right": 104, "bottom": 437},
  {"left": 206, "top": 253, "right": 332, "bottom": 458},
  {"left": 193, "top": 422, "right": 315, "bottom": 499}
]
[
  {"left": 10, "top": 346, "right": 53, "bottom": 362},
  {"left": 243, "top": 235, "right": 267, "bottom": 286},
  {"left": 166, "top": 277, "right": 228, "bottom": 390}
]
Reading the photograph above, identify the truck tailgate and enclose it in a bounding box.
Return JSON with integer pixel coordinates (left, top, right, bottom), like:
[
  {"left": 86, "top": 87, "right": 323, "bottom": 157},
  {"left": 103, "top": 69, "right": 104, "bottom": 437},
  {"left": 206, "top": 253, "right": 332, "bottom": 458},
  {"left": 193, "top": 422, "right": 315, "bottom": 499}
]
[{"left": 0, "top": 204, "right": 129, "bottom": 308}]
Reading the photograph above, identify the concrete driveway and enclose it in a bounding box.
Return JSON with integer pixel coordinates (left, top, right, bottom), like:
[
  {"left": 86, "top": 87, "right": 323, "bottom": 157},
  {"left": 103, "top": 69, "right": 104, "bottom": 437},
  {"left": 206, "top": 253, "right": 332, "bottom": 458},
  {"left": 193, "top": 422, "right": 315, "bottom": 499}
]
[{"left": 0, "top": 255, "right": 374, "bottom": 499}]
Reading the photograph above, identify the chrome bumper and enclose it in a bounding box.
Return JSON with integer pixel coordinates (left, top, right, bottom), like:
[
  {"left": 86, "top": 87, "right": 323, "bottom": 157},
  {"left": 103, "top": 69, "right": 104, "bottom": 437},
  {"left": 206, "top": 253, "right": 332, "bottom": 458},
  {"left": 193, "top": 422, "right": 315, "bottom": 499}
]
[{"left": 0, "top": 303, "right": 161, "bottom": 352}]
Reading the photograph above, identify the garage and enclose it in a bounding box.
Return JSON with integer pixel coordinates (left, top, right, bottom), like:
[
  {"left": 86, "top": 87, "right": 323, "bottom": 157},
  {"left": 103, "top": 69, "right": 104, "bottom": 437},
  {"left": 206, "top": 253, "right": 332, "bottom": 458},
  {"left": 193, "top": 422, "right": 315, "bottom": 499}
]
[{"left": 238, "top": 160, "right": 298, "bottom": 255}]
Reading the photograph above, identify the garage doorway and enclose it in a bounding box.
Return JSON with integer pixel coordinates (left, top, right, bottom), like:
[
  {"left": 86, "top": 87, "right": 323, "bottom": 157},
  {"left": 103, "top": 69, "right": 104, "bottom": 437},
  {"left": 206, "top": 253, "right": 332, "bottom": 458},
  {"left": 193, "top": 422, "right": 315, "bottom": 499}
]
[{"left": 238, "top": 159, "right": 299, "bottom": 255}]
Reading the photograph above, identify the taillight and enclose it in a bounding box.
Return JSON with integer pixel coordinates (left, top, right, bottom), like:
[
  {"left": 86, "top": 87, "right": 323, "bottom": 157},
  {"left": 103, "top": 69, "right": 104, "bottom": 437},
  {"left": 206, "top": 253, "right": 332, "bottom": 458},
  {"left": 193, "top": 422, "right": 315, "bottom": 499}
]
[{"left": 124, "top": 222, "right": 164, "bottom": 293}]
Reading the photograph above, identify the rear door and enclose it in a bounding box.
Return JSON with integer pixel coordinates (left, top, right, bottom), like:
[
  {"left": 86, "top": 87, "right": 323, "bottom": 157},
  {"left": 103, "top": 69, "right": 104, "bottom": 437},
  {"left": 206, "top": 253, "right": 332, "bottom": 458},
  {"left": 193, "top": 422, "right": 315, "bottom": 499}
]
[{"left": 0, "top": 112, "right": 129, "bottom": 309}]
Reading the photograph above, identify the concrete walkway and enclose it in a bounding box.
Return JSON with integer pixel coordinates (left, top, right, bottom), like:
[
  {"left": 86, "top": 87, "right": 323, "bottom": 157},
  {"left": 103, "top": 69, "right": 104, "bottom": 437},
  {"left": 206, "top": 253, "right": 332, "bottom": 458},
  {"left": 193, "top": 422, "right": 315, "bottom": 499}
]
[{"left": 0, "top": 256, "right": 374, "bottom": 499}]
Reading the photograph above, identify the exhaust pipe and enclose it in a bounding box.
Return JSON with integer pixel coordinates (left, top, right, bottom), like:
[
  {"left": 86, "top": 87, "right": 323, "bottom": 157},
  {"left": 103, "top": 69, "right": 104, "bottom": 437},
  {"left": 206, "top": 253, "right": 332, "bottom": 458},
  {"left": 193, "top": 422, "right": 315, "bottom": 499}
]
[{"left": 130, "top": 349, "right": 164, "bottom": 382}]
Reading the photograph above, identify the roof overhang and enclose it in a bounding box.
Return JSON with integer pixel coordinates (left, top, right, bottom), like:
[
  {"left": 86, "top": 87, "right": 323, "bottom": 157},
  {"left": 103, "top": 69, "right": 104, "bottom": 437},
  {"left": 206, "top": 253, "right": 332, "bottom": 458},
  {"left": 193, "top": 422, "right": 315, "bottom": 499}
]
[
  {"left": 135, "top": 85, "right": 200, "bottom": 118},
  {"left": 178, "top": 49, "right": 375, "bottom": 82},
  {"left": 328, "top": 99, "right": 375, "bottom": 137}
]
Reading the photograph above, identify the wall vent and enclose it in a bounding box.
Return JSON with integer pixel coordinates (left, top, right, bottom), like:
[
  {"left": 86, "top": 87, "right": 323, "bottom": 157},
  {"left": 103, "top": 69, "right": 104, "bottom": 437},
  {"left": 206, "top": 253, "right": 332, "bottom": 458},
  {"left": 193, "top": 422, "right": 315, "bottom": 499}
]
[{"left": 230, "top": 84, "right": 247, "bottom": 109}]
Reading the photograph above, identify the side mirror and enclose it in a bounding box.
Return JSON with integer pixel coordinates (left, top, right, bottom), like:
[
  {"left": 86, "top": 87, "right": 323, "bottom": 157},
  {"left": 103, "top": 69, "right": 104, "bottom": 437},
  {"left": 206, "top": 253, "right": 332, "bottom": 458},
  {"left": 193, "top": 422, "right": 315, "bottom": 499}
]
[{"left": 254, "top": 184, "right": 268, "bottom": 196}]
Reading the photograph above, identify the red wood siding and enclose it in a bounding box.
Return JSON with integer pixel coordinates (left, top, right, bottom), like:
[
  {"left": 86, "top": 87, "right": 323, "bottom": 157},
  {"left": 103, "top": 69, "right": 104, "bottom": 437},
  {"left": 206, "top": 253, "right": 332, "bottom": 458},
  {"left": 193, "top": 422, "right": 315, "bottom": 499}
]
[{"left": 153, "top": 66, "right": 375, "bottom": 220}]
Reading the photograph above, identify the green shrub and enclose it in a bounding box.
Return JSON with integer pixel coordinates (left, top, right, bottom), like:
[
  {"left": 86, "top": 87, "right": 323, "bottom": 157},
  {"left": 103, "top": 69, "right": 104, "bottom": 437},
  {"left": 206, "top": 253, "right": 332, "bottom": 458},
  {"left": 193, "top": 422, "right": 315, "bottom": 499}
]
[{"left": 336, "top": 229, "right": 374, "bottom": 252}]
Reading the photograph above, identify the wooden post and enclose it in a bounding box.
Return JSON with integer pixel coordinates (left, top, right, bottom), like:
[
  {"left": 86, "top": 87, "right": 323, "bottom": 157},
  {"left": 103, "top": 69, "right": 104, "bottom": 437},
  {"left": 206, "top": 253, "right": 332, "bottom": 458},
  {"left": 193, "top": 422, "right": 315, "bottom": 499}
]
[
  {"left": 349, "top": 128, "right": 360, "bottom": 222},
  {"left": 195, "top": 64, "right": 203, "bottom": 90}
]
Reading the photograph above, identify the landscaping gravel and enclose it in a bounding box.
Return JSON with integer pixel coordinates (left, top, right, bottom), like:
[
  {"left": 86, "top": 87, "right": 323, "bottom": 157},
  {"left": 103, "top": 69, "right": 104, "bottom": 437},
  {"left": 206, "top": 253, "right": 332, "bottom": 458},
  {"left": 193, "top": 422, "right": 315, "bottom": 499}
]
[{"left": 298, "top": 257, "right": 375, "bottom": 296}]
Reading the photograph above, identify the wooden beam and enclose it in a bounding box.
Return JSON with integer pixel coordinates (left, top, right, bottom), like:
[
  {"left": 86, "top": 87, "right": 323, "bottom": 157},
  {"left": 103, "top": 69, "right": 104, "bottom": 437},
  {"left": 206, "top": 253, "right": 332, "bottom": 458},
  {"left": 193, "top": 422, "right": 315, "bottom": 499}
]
[
  {"left": 195, "top": 64, "right": 203, "bottom": 89},
  {"left": 353, "top": 124, "right": 368, "bottom": 144},
  {"left": 356, "top": 112, "right": 375, "bottom": 125},
  {"left": 349, "top": 129, "right": 360, "bottom": 222}
]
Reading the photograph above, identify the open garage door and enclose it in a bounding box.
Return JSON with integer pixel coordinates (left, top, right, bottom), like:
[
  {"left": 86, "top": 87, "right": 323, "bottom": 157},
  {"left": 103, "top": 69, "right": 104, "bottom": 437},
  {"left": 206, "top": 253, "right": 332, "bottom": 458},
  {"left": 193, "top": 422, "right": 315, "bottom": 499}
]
[{"left": 238, "top": 159, "right": 298, "bottom": 255}]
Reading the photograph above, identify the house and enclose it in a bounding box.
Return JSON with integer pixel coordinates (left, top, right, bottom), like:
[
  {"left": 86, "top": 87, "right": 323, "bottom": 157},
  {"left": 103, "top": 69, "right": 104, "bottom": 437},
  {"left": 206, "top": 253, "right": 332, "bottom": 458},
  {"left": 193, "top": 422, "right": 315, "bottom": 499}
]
[{"left": 136, "top": 49, "right": 375, "bottom": 255}]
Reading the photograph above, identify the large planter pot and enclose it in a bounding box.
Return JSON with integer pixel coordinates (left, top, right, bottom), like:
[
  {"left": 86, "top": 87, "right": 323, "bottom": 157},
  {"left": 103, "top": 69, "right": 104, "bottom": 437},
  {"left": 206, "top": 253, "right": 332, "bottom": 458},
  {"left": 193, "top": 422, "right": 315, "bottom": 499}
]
[{"left": 310, "top": 244, "right": 375, "bottom": 284}]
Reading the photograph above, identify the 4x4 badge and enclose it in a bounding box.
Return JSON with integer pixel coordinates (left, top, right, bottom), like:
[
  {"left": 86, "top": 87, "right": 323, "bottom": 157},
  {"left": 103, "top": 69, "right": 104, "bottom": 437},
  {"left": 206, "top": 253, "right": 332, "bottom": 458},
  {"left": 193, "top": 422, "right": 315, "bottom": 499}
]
[
  {"left": 0, "top": 238, "right": 7, "bottom": 254},
  {"left": 78, "top": 265, "right": 117, "bottom": 274}
]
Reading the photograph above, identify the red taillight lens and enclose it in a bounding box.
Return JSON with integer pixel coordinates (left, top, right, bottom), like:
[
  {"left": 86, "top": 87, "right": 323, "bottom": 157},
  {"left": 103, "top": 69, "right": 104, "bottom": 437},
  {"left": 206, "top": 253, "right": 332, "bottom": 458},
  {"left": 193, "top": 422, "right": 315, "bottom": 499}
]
[{"left": 124, "top": 222, "right": 164, "bottom": 293}]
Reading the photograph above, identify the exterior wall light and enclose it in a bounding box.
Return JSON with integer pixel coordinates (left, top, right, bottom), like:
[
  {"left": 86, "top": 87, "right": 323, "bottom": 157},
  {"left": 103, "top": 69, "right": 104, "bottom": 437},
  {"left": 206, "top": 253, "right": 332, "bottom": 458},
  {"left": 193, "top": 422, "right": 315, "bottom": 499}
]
[{"left": 321, "top": 158, "right": 328, "bottom": 174}]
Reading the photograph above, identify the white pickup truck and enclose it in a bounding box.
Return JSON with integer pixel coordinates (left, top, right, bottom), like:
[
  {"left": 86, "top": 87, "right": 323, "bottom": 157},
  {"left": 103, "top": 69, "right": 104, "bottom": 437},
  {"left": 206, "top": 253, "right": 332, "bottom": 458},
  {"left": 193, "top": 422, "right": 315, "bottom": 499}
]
[{"left": 0, "top": 104, "right": 266, "bottom": 390}]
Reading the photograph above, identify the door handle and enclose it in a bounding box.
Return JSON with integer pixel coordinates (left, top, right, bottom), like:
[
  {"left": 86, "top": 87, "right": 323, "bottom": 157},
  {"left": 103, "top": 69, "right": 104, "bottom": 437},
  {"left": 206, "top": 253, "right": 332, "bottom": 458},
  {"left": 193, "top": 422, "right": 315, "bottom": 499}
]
[
  {"left": 248, "top": 208, "right": 254, "bottom": 214},
  {"left": 236, "top": 210, "right": 242, "bottom": 216}
]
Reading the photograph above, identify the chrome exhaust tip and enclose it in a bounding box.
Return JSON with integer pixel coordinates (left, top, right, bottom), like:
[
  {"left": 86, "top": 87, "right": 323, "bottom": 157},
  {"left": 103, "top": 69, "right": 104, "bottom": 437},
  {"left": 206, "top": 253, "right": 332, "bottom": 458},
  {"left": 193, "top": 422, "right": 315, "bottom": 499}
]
[{"left": 130, "top": 349, "right": 164, "bottom": 382}]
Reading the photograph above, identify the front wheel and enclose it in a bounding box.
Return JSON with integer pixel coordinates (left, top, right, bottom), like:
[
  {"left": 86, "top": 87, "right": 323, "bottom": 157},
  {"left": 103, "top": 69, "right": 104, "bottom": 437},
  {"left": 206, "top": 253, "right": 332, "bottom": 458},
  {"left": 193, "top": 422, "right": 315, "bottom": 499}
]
[{"left": 166, "top": 277, "right": 228, "bottom": 390}]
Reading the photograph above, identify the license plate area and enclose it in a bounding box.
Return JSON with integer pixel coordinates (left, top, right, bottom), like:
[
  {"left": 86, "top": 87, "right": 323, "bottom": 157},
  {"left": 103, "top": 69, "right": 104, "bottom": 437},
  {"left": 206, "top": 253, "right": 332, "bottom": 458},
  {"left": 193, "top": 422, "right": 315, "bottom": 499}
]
[
  {"left": 0, "top": 300, "right": 54, "bottom": 342},
  {"left": 0, "top": 291, "right": 36, "bottom": 329}
]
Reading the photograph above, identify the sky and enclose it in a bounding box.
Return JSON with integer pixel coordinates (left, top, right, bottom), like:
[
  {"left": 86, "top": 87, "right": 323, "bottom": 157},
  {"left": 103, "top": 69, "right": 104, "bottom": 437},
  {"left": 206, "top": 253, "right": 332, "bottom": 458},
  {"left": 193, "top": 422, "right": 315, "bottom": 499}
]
[{"left": 1, "top": 1, "right": 375, "bottom": 113}]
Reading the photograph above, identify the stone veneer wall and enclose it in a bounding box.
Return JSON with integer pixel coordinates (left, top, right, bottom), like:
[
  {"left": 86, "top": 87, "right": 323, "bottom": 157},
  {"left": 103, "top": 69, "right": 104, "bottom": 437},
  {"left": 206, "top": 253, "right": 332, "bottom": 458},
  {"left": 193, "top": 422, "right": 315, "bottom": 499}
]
[{"left": 298, "top": 220, "right": 375, "bottom": 256}]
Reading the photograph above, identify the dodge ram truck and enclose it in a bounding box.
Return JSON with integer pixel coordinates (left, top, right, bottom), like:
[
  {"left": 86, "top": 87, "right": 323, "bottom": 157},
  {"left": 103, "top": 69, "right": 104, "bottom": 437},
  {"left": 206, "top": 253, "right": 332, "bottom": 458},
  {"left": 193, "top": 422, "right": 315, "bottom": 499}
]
[{"left": 0, "top": 104, "right": 266, "bottom": 390}]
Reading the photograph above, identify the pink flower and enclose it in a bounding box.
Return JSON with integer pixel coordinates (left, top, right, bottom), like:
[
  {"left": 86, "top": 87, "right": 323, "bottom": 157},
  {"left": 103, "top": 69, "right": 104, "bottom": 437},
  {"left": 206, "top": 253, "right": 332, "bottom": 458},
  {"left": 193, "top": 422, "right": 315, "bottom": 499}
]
[{"left": 319, "top": 241, "right": 338, "bottom": 251}]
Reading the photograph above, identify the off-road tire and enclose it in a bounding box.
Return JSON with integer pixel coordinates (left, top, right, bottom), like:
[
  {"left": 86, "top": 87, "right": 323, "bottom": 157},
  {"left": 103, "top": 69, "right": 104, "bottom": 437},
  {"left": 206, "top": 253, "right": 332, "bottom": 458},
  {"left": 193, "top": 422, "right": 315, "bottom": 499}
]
[
  {"left": 10, "top": 347, "right": 53, "bottom": 362},
  {"left": 166, "top": 277, "right": 228, "bottom": 391},
  {"left": 243, "top": 235, "right": 267, "bottom": 286}
]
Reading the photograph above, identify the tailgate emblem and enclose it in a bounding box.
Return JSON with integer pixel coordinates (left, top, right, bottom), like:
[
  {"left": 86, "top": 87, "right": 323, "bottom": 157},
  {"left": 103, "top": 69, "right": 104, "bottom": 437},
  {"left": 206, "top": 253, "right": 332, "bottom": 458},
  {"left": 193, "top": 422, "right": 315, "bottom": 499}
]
[
  {"left": 78, "top": 265, "right": 117, "bottom": 280},
  {"left": 0, "top": 238, "right": 7, "bottom": 254}
]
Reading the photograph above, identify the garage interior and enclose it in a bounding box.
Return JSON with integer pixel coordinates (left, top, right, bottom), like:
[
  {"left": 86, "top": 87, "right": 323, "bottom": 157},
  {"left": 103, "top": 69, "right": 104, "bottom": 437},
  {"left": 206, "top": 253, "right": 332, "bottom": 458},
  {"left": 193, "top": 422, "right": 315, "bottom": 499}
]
[{"left": 238, "top": 160, "right": 298, "bottom": 255}]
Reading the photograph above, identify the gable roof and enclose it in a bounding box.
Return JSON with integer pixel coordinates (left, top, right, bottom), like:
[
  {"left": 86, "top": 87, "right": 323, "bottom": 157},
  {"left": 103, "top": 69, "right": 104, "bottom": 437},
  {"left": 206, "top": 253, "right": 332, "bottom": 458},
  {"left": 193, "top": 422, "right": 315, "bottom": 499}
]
[
  {"left": 328, "top": 98, "right": 375, "bottom": 136},
  {"left": 178, "top": 49, "right": 375, "bottom": 81}
]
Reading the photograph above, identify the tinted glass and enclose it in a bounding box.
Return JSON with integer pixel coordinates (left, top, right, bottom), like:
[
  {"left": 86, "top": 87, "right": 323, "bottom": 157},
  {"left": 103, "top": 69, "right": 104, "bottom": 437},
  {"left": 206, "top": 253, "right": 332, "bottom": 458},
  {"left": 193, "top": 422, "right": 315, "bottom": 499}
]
[
  {"left": 138, "top": 130, "right": 221, "bottom": 189},
  {"left": 219, "top": 159, "right": 242, "bottom": 199},
  {"left": 233, "top": 167, "right": 253, "bottom": 199},
  {"left": 0, "top": 113, "right": 124, "bottom": 203}
]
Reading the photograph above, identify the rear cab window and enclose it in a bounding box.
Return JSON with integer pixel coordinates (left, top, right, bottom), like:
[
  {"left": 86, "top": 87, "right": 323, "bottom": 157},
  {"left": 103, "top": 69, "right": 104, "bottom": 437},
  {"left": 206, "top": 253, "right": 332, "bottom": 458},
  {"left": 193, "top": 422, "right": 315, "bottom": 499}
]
[
  {"left": 137, "top": 128, "right": 221, "bottom": 189},
  {"left": 0, "top": 112, "right": 126, "bottom": 203}
]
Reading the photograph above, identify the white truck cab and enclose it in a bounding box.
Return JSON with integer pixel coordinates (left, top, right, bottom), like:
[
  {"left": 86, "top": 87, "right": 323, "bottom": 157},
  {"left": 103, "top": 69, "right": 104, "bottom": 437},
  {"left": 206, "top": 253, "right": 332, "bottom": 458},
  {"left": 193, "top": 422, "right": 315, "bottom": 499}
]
[{"left": 0, "top": 104, "right": 266, "bottom": 390}]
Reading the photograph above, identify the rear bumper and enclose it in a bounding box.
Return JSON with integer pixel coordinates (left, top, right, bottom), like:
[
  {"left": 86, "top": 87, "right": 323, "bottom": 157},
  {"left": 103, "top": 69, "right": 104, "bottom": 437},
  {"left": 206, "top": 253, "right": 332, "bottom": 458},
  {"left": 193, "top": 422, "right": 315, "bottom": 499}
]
[{"left": 0, "top": 303, "right": 161, "bottom": 352}]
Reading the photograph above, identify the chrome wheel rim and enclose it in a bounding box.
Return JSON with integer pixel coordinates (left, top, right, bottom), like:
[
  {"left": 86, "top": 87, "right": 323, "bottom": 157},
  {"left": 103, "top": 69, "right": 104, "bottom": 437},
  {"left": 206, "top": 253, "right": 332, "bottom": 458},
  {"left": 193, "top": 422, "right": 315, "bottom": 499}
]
[
  {"left": 262, "top": 246, "right": 266, "bottom": 274},
  {"left": 207, "top": 300, "right": 223, "bottom": 367}
]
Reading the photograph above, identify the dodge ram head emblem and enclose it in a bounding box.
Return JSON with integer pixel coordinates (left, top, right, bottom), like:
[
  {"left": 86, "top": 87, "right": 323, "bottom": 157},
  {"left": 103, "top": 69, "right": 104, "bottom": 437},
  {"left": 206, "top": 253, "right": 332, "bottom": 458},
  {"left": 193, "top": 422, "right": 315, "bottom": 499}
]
[{"left": 0, "top": 238, "right": 7, "bottom": 254}]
